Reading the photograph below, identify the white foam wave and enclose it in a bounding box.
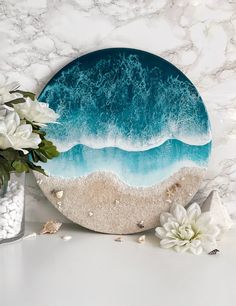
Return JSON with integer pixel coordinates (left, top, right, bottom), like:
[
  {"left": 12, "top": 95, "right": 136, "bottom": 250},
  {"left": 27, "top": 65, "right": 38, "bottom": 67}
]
[{"left": 53, "top": 132, "right": 212, "bottom": 152}]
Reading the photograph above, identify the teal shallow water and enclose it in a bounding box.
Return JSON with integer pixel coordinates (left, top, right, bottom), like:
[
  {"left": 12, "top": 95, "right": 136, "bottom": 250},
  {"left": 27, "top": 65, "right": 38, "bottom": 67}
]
[{"left": 43, "top": 139, "right": 211, "bottom": 187}]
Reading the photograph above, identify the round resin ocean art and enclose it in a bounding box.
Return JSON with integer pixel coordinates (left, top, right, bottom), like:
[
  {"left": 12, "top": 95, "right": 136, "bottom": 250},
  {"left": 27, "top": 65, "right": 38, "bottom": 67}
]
[{"left": 36, "top": 48, "right": 211, "bottom": 234}]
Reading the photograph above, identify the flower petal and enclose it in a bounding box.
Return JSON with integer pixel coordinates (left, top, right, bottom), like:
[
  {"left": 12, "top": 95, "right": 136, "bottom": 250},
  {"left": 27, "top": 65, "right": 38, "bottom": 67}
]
[
  {"left": 163, "top": 221, "right": 176, "bottom": 232},
  {"left": 187, "top": 202, "right": 201, "bottom": 221},
  {"left": 160, "top": 239, "right": 177, "bottom": 249},
  {"left": 190, "top": 245, "right": 203, "bottom": 255},
  {"left": 155, "top": 227, "right": 166, "bottom": 239},
  {"left": 160, "top": 212, "right": 174, "bottom": 226},
  {"left": 175, "top": 240, "right": 189, "bottom": 246},
  {"left": 174, "top": 244, "right": 190, "bottom": 253},
  {"left": 190, "top": 239, "right": 201, "bottom": 248},
  {"left": 171, "top": 205, "right": 187, "bottom": 224}
]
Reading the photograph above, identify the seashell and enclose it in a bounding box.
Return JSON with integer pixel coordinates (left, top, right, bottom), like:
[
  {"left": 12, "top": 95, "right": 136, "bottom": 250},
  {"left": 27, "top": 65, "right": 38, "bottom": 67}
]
[
  {"left": 175, "top": 182, "right": 181, "bottom": 188},
  {"left": 208, "top": 249, "right": 220, "bottom": 255},
  {"left": 40, "top": 220, "right": 62, "bottom": 234},
  {"left": 166, "top": 188, "right": 174, "bottom": 198},
  {"left": 114, "top": 199, "right": 120, "bottom": 205},
  {"left": 23, "top": 232, "right": 37, "bottom": 240},
  {"left": 88, "top": 211, "right": 94, "bottom": 217},
  {"left": 137, "top": 220, "right": 145, "bottom": 229},
  {"left": 36, "top": 179, "right": 43, "bottom": 185},
  {"left": 114, "top": 236, "right": 124, "bottom": 242},
  {"left": 54, "top": 190, "right": 64, "bottom": 199},
  {"left": 201, "top": 190, "right": 233, "bottom": 233},
  {"left": 138, "top": 235, "right": 146, "bottom": 243},
  {"left": 61, "top": 235, "right": 72, "bottom": 241}
]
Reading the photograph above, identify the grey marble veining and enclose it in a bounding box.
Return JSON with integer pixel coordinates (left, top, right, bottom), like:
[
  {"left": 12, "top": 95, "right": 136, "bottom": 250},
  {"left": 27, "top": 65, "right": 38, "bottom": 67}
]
[{"left": 0, "top": 0, "right": 235, "bottom": 222}]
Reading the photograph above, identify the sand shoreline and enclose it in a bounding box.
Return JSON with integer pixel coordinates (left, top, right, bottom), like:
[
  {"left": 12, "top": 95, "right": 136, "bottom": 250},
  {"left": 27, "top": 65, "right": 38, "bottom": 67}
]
[{"left": 35, "top": 166, "right": 206, "bottom": 234}]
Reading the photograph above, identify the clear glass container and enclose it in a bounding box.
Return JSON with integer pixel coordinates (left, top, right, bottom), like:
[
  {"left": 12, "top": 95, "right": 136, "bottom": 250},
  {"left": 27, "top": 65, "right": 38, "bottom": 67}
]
[{"left": 0, "top": 172, "right": 25, "bottom": 244}]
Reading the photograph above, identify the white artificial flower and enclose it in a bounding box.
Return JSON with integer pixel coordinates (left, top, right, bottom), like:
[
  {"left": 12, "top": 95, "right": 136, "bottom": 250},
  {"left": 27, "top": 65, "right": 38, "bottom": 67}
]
[
  {"left": 14, "top": 97, "right": 59, "bottom": 126},
  {"left": 0, "top": 82, "right": 22, "bottom": 104},
  {"left": 0, "top": 105, "right": 41, "bottom": 152},
  {"left": 155, "top": 203, "right": 220, "bottom": 255}
]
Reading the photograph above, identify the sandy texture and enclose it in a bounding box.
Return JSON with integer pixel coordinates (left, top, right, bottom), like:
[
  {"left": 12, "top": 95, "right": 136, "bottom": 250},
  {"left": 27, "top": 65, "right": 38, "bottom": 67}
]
[{"left": 35, "top": 167, "right": 206, "bottom": 234}]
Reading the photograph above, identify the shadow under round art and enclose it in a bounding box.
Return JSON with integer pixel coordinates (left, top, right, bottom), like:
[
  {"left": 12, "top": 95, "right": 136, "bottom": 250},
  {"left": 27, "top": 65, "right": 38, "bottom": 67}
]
[{"left": 35, "top": 48, "right": 211, "bottom": 234}]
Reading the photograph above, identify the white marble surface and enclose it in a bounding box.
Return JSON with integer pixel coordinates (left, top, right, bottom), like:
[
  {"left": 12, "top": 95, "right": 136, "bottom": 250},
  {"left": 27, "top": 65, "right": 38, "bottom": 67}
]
[{"left": 0, "top": 0, "right": 236, "bottom": 222}]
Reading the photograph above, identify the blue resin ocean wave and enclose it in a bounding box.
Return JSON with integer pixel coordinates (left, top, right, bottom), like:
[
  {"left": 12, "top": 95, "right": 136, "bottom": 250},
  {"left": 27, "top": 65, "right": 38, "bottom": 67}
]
[
  {"left": 43, "top": 140, "right": 211, "bottom": 187},
  {"left": 39, "top": 48, "right": 211, "bottom": 186}
]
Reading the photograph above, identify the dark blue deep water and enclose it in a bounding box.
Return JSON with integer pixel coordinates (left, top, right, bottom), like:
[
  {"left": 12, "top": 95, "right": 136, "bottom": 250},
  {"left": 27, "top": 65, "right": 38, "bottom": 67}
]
[{"left": 39, "top": 48, "right": 211, "bottom": 186}]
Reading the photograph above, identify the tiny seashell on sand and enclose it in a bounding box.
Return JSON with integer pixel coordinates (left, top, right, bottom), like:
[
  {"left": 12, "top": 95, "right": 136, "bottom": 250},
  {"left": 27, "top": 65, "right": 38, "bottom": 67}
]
[
  {"left": 114, "top": 199, "right": 120, "bottom": 205},
  {"left": 23, "top": 232, "right": 37, "bottom": 240},
  {"left": 61, "top": 235, "right": 72, "bottom": 241},
  {"left": 137, "top": 220, "right": 145, "bottom": 229},
  {"left": 88, "top": 211, "right": 94, "bottom": 217},
  {"left": 40, "top": 220, "right": 62, "bottom": 234},
  {"left": 166, "top": 188, "right": 174, "bottom": 198},
  {"left": 138, "top": 235, "right": 146, "bottom": 243},
  {"left": 174, "top": 182, "right": 181, "bottom": 188},
  {"left": 54, "top": 190, "right": 64, "bottom": 199},
  {"left": 114, "top": 236, "right": 124, "bottom": 242}
]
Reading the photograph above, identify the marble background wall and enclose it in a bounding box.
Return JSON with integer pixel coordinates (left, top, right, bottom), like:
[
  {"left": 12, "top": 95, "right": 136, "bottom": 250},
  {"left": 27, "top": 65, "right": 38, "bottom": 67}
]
[{"left": 0, "top": 0, "right": 235, "bottom": 222}]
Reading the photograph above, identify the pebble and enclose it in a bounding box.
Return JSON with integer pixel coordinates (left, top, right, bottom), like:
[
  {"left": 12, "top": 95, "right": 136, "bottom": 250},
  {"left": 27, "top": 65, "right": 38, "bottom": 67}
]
[
  {"left": 8, "top": 203, "right": 17, "bottom": 211},
  {"left": 138, "top": 235, "right": 146, "bottom": 243},
  {"left": 7, "top": 219, "right": 14, "bottom": 227},
  {"left": 7, "top": 233, "right": 15, "bottom": 238},
  {"left": 61, "top": 235, "right": 72, "bottom": 241},
  {"left": 0, "top": 206, "right": 7, "bottom": 213},
  {"left": 9, "top": 211, "right": 16, "bottom": 219},
  {"left": 0, "top": 180, "right": 24, "bottom": 240},
  {"left": 6, "top": 227, "right": 15, "bottom": 234},
  {"left": 3, "top": 213, "right": 10, "bottom": 220},
  {"left": 0, "top": 230, "right": 7, "bottom": 239},
  {"left": 0, "top": 219, "right": 8, "bottom": 227}
]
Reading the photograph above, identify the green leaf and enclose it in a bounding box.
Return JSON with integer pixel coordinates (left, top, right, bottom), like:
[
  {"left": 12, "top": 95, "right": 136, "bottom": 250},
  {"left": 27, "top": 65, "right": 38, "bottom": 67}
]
[
  {"left": 0, "top": 148, "right": 19, "bottom": 161},
  {"left": 27, "top": 161, "right": 47, "bottom": 176},
  {"left": 5, "top": 98, "right": 26, "bottom": 107},
  {"left": 31, "top": 151, "right": 39, "bottom": 163},
  {"left": 0, "top": 157, "right": 11, "bottom": 187},
  {"left": 10, "top": 90, "right": 36, "bottom": 100},
  {"left": 12, "top": 160, "right": 29, "bottom": 173},
  {"left": 37, "top": 139, "right": 59, "bottom": 160},
  {"left": 33, "top": 129, "right": 46, "bottom": 137},
  {"left": 34, "top": 151, "right": 47, "bottom": 163}
]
